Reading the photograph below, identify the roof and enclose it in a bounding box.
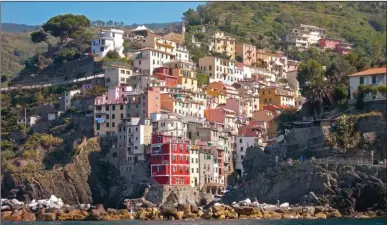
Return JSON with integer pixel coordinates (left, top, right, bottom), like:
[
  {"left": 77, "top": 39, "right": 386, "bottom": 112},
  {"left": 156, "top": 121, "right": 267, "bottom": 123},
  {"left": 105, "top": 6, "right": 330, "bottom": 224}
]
[
  {"left": 162, "top": 32, "right": 184, "bottom": 44},
  {"left": 348, "top": 67, "right": 386, "bottom": 77},
  {"left": 135, "top": 48, "right": 175, "bottom": 56},
  {"left": 131, "top": 25, "right": 153, "bottom": 33}
]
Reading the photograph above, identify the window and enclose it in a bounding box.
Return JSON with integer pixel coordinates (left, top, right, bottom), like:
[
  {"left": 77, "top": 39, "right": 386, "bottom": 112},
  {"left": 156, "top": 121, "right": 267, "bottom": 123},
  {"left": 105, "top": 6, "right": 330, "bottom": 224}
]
[
  {"left": 359, "top": 77, "right": 364, "bottom": 84},
  {"left": 192, "top": 168, "right": 194, "bottom": 173},
  {"left": 372, "top": 76, "right": 376, "bottom": 84},
  {"left": 173, "top": 166, "right": 176, "bottom": 172},
  {"left": 173, "top": 144, "right": 177, "bottom": 150},
  {"left": 106, "top": 114, "right": 110, "bottom": 119},
  {"left": 112, "top": 122, "right": 115, "bottom": 127},
  {"left": 121, "top": 70, "right": 125, "bottom": 74},
  {"left": 240, "top": 147, "right": 244, "bottom": 152},
  {"left": 240, "top": 139, "right": 242, "bottom": 143},
  {"left": 120, "top": 105, "right": 124, "bottom": 110},
  {"left": 158, "top": 136, "right": 161, "bottom": 142},
  {"left": 179, "top": 166, "right": 183, "bottom": 173},
  {"left": 112, "top": 105, "right": 116, "bottom": 111},
  {"left": 180, "top": 156, "right": 183, "bottom": 162},
  {"left": 112, "top": 152, "right": 117, "bottom": 157},
  {"left": 156, "top": 166, "right": 160, "bottom": 172},
  {"left": 96, "top": 124, "right": 100, "bottom": 130},
  {"left": 186, "top": 156, "right": 189, "bottom": 162},
  {"left": 106, "top": 122, "right": 110, "bottom": 128},
  {"left": 112, "top": 114, "right": 115, "bottom": 119},
  {"left": 241, "top": 155, "right": 244, "bottom": 160},
  {"left": 106, "top": 105, "right": 109, "bottom": 110}
]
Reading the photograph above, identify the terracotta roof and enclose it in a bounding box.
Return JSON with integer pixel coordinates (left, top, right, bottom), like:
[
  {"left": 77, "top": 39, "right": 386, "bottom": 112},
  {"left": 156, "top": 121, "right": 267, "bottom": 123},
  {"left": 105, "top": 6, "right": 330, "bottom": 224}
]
[{"left": 349, "top": 67, "right": 386, "bottom": 77}]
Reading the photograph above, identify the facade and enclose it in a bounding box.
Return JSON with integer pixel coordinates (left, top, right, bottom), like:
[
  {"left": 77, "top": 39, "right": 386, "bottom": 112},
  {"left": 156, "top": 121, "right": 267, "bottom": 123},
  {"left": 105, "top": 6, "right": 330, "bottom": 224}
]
[
  {"left": 141, "top": 34, "right": 177, "bottom": 55},
  {"left": 198, "top": 149, "right": 215, "bottom": 188},
  {"left": 118, "top": 117, "right": 152, "bottom": 161},
  {"left": 189, "top": 145, "right": 200, "bottom": 187},
  {"left": 160, "top": 93, "right": 205, "bottom": 118},
  {"left": 199, "top": 56, "right": 240, "bottom": 85},
  {"left": 154, "top": 67, "right": 178, "bottom": 88},
  {"left": 151, "top": 112, "right": 187, "bottom": 138},
  {"left": 235, "top": 136, "right": 257, "bottom": 176},
  {"left": 175, "top": 44, "right": 190, "bottom": 62},
  {"left": 319, "top": 38, "right": 353, "bottom": 55},
  {"left": 91, "top": 29, "right": 124, "bottom": 58},
  {"left": 133, "top": 48, "right": 175, "bottom": 75},
  {"left": 286, "top": 24, "right": 325, "bottom": 49},
  {"left": 206, "top": 81, "right": 239, "bottom": 100},
  {"left": 208, "top": 32, "right": 236, "bottom": 60},
  {"left": 235, "top": 43, "right": 256, "bottom": 66},
  {"left": 63, "top": 89, "right": 81, "bottom": 111},
  {"left": 259, "top": 86, "right": 295, "bottom": 109},
  {"left": 104, "top": 65, "right": 133, "bottom": 88},
  {"left": 256, "top": 50, "right": 288, "bottom": 79},
  {"left": 150, "top": 134, "right": 191, "bottom": 185},
  {"left": 94, "top": 86, "right": 160, "bottom": 136},
  {"left": 348, "top": 67, "right": 387, "bottom": 100}
]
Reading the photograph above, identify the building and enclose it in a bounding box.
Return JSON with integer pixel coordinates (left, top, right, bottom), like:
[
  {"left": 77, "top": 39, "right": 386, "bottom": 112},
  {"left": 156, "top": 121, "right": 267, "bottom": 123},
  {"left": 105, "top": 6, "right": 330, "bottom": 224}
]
[
  {"left": 91, "top": 29, "right": 124, "bottom": 58},
  {"left": 63, "top": 89, "right": 81, "bottom": 111},
  {"left": 235, "top": 43, "right": 256, "bottom": 66},
  {"left": 208, "top": 32, "right": 236, "bottom": 60},
  {"left": 175, "top": 44, "right": 190, "bottom": 62},
  {"left": 199, "top": 56, "right": 240, "bottom": 85},
  {"left": 104, "top": 64, "right": 133, "bottom": 88},
  {"left": 150, "top": 133, "right": 191, "bottom": 185},
  {"left": 17, "top": 115, "right": 40, "bottom": 127},
  {"left": 204, "top": 108, "right": 237, "bottom": 132},
  {"left": 234, "top": 136, "right": 257, "bottom": 176},
  {"left": 141, "top": 34, "right": 177, "bottom": 55},
  {"left": 286, "top": 24, "right": 325, "bottom": 49},
  {"left": 133, "top": 48, "right": 176, "bottom": 75},
  {"left": 189, "top": 145, "right": 200, "bottom": 187},
  {"left": 348, "top": 67, "right": 387, "bottom": 101},
  {"left": 206, "top": 81, "right": 239, "bottom": 100},
  {"left": 198, "top": 148, "right": 215, "bottom": 188},
  {"left": 319, "top": 38, "right": 353, "bottom": 55},
  {"left": 94, "top": 86, "right": 160, "bottom": 136},
  {"left": 150, "top": 112, "right": 187, "bottom": 138},
  {"left": 117, "top": 117, "right": 152, "bottom": 161},
  {"left": 154, "top": 67, "right": 178, "bottom": 88},
  {"left": 171, "top": 68, "right": 198, "bottom": 91},
  {"left": 259, "top": 86, "right": 295, "bottom": 109},
  {"left": 160, "top": 93, "right": 205, "bottom": 118},
  {"left": 256, "top": 50, "right": 288, "bottom": 79}
]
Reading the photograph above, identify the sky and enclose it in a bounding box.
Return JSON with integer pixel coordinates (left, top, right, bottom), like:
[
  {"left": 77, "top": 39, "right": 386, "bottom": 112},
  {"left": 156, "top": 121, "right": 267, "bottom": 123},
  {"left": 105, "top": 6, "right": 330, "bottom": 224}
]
[{"left": 1, "top": 2, "right": 205, "bottom": 25}]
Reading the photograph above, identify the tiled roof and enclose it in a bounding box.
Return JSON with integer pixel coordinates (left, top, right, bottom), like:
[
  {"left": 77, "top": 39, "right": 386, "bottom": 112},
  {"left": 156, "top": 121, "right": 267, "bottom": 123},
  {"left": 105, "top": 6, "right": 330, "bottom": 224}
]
[{"left": 348, "top": 67, "right": 386, "bottom": 77}]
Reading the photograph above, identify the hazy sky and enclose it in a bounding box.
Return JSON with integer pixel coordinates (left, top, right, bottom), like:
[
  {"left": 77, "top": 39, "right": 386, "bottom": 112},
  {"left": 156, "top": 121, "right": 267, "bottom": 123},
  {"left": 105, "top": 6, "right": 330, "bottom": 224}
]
[{"left": 1, "top": 2, "right": 205, "bottom": 25}]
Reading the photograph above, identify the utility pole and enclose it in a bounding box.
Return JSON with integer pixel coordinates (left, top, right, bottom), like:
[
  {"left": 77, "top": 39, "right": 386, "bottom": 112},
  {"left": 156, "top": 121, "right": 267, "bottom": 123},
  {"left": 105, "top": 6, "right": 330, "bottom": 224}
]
[{"left": 24, "top": 108, "right": 27, "bottom": 132}]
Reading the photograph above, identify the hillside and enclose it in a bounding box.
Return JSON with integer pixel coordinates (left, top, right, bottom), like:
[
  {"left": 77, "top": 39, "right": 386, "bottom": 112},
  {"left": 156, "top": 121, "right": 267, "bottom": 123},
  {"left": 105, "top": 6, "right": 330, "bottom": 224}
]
[
  {"left": 184, "top": 2, "right": 386, "bottom": 60},
  {"left": 1, "top": 32, "right": 48, "bottom": 86},
  {"left": 1, "top": 23, "right": 40, "bottom": 33}
]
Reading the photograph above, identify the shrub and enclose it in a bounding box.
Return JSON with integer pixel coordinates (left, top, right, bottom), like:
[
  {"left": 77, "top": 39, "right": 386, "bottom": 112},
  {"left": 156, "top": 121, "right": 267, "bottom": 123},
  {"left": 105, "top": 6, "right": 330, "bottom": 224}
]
[
  {"left": 326, "top": 114, "right": 360, "bottom": 151},
  {"left": 105, "top": 50, "right": 120, "bottom": 59}
]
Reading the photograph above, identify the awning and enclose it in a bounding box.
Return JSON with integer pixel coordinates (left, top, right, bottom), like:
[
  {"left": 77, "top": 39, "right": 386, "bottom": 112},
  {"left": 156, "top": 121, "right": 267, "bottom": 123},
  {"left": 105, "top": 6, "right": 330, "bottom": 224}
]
[{"left": 95, "top": 118, "right": 105, "bottom": 124}]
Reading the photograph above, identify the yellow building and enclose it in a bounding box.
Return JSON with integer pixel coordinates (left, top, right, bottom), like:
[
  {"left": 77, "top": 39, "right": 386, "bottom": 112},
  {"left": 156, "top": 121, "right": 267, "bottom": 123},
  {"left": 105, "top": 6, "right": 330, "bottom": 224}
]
[
  {"left": 173, "top": 68, "right": 197, "bottom": 91},
  {"left": 142, "top": 33, "right": 176, "bottom": 55},
  {"left": 259, "top": 86, "right": 295, "bottom": 109},
  {"left": 209, "top": 32, "right": 236, "bottom": 60}
]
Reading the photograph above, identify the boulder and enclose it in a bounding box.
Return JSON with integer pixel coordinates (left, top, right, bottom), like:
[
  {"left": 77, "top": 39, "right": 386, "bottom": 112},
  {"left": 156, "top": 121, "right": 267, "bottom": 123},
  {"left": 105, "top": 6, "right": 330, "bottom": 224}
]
[
  {"left": 191, "top": 204, "right": 199, "bottom": 213},
  {"left": 162, "top": 207, "right": 177, "bottom": 217},
  {"left": 327, "top": 209, "right": 342, "bottom": 218},
  {"left": 9, "top": 210, "right": 23, "bottom": 221},
  {"left": 197, "top": 210, "right": 204, "bottom": 217},
  {"left": 1, "top": 211, "right": 12, "bottom": 220},
  {"left": 216, "top": 214, "right": 226, "bottom": 219},
  {"left": 201, "top": 210, "right": 213, "bottom": 219},
  {"left": 106, "top": 208, "right": 117, "bottom": 214},
  {"left": 183, "top": 212, "right": 198, "bottom": 219},
  {"left": 95, "top": 204, "right": 106, "bottom": 215},
  {"left": 102, "top": 214, "right": 121, "bottom": 220},
  {"left": 315, "top": 212, "right": 327, "bottom": 219},
  {"left": 88, "top": 209, "right": 102, "bottom": 220},
  {"left": 174, "top": 211, "right": 184, "bottom": 220},
  {"left": 136, "top": 209, "right": 150, "bottom": 220},
  {"left": 269, "top": 211, "right": 282, "bottom": 219},
  {"left": 178, "top": 204, "right": 191, "bottom": 214},
  {"left": 234, "top": 206, "right": 257, "bottom": 216},
  {"left": 225, "top": 210, "right": 238, "bottom": 219}
]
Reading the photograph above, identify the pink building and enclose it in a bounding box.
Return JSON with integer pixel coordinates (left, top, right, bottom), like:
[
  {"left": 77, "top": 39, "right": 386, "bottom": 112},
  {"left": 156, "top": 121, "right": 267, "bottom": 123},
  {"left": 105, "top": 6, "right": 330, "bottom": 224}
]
[{"left": 217, "top": 98, "right": 242, "bottom": 116}]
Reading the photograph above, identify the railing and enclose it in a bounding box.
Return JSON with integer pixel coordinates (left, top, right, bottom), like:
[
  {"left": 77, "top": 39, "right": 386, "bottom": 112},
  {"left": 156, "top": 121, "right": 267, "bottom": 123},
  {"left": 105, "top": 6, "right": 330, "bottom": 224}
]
[{"left": 313, "top": 157, "right": 374, "bottom": 166}]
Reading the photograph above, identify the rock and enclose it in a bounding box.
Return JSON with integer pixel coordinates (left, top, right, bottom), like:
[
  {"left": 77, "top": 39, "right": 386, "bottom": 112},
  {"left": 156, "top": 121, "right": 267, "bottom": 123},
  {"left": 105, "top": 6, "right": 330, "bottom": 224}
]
[
  {"left": 174, "top": 211, "right": 184, "bottom": 220},
  {"left": 183, "top": 212, "right": 198, "bottom": 219},
  {"left": 197, "top": 210, "right": 204, "bottom": 217},
  {"left": 9, "top": 210, "right": 23, "bottom": 221},
  {"left": 117, "top": 210, "right": 134, "bottom": 220},
  {"left": 327, "top": 209, "right": 342, "bottom": 218},
  {"left": 315, "top": 212, "right": 327, "bottom": 219},
  {"left": 1, "top": 205, "right": 11, "bottom": 211},
  {"left": 95, "top": 204, "right": 106, "bottom": 215},
  {"left": 239, "top": 214, "right": 249, "bottom": 219},
  {"left": 225, "top": 210, "right": 238, "bottom": 219},
  {"left": 162, "top": 207, "right": 177, "bottom": 217},
  {"left": 191, "top": 204, "right": 199, "bottom": 213},
  {"left": 102, "top": 214, "right": 121, "bottom": 221},
  {"left": 282, "top": 212, "right": 298, "bottom": 219},
  {"left": 88, "top": 209, "right": 102, "bottom": 220},
  {"left": 217, "top": 214, "right": 226, "bottom": 219},
  {"left": 302, "top": 206, "right": 315, "bottom": 215},
  {"left": 1, "top": 211, "right": 12, "bottom": 220},
  {"left": 314, "top": 206, "right": 327, "bottom": 214},
  {"left": 136, "top": 209, "right": 150, "bottom": 220},
  {"left": 106, "top": 208, "right": 117, "bottom": 214},
  {"left": 269, "top": 211, "right": 282, "bottom": 219},
  {"left": 178, "top": 204, "right": 191, "bottom": 214},
  {"left": 201, "top": 210, "right": 213, "bottom": 219},
  {"left": 234, "top": 206, "right": 258, "bottom": 216}
]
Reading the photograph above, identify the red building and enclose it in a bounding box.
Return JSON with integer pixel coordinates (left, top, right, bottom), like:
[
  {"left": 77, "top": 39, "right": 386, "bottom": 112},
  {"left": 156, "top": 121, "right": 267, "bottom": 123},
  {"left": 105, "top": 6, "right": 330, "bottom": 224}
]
[
  {"left": 319, "top": 38, "right": 352, "bottom": 55},
  {"left": 150, "top": 133, "right": 191, "bottom": 185},
  {"left": 154, "top": 67, "right": 178, "bottom": 88}
]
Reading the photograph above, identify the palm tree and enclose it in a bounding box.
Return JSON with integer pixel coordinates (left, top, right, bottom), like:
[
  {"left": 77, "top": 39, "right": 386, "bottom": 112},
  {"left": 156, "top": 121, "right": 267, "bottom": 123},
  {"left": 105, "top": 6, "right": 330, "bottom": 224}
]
[{"left": 303, "top": 75, "right": 334, "bottom": 119}]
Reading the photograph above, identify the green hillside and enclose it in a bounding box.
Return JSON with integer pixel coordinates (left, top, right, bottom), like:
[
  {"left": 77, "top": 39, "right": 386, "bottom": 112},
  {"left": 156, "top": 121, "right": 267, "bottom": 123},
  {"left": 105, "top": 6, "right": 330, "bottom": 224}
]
[{"left": 184, "top": 2, "right": 386, "bottom": 61}]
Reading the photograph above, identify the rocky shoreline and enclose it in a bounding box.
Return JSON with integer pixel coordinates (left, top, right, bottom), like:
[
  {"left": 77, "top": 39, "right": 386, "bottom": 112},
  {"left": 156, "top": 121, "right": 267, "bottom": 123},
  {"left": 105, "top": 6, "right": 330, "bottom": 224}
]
[{"left": 1, "top": 197, "right": 382, "bottom": 222}]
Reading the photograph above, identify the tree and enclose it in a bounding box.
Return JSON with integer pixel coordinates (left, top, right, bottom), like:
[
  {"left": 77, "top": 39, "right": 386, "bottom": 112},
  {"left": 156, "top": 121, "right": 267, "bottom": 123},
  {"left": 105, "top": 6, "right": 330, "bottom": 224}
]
[
  {"left": 303, "top": 75, "right": 334, "bottom": 119},
  {"left": 333, "top": 83, "right": 348, "bottom": 104},
  {"left": 275, "top": 107, "right": 302, "bottom": 133},
  {"left": 105, "top": 50, "right": 121, "bottom": 59},
  {"left": 42, "top": 14, "right": 91, "bottom": 42},
  {"left": 297, "top": 59, "right": 324, "bottom": 88},
  {"left": 31, "top": 30, "right": 49, "bottom": 44}
]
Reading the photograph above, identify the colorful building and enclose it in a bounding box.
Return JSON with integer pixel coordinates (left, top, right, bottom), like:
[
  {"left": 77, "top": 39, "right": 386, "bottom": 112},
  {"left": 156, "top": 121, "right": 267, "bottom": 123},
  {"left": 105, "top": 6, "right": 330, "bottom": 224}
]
[
  {"left": 150, "top": 133, "right": 191, "bottom": 185},
  {"left": 259, "top": 86, "right": 295, "bottom": 109},
  {"left": 154, "top": 67, "right": 178, "bottom": 88},
  {"left": 235, "top": 43, "right": 256, "bottom": 66},
  {"left": 199, "top": 56, "right": 239, "bottom": 85},
  {"left": 348, "top": 67, "right": 387, "bottom": 101},
  {"left": 208, "top": 32, "right": 236, "bottom": 60}
]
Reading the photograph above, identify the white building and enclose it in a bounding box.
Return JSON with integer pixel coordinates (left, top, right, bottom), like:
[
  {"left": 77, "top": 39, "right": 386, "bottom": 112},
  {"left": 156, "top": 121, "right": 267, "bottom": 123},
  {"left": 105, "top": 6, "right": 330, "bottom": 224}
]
[
  {"left": 189, "top": 146, "right": 200, "bottom": 187},
  {"left": 91, "top": 29, "right": 124, "bottom": 58},
  {"left": 150, "top": 112, "right": 187, "bottom": 137},
  {"left": 118, "top": 117, "right": 152, "bottom": 161},
  {"left": 104, "top": 65, "right": 133, "bottom": 88},
  {"left": 133, "top": 48, "right": 175, "bottom": 75},
  {"left": 286, "top": 24, "right": 325, "bottom": 49},
  {"left": 348, "top": 67, "right": 387, "bottom": 101},
  {"left": 63, "top": 89, "right": 81, "bottom": 111},
  {"left": 175, "top": 44, "right": 190, "bottom": 62},
  {"left": 198, "top": 56, "right": 240, "bottom": 85},
  {"left": 17, "top": 115, "right": 40, "bottom": 127},
  {"left": 235, "top": 136, "right": 257, "bottom": 176}
]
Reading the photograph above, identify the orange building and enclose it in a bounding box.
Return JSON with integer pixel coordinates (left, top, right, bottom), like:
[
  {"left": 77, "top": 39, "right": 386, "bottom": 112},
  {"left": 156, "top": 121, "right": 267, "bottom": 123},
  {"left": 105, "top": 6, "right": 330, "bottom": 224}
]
[{"left": 235, "top": 43, "right": 256, "bottom": 66}]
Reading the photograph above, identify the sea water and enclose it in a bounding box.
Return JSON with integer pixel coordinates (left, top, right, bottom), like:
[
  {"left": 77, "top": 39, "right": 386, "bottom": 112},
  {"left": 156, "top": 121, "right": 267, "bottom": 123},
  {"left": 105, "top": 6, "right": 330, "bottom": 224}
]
[{"left": 2, "top": 219, "right": 386, "bottom": 225}]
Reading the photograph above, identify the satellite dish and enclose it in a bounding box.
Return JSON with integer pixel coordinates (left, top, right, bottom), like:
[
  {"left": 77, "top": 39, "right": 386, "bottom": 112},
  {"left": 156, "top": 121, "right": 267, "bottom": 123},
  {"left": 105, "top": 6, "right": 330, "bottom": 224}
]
[{"left": 276, "top": 135, "right": 284, "bottom": 143}]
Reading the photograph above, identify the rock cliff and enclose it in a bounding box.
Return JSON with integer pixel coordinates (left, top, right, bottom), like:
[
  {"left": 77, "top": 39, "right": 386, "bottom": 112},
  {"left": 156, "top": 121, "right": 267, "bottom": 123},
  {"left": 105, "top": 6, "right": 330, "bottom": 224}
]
[
  {"left": 1, "top": 137, "right": 143, "bottom": 208},
  {"left": 221, "top": 148, "right": 387, "bottom": 216}
]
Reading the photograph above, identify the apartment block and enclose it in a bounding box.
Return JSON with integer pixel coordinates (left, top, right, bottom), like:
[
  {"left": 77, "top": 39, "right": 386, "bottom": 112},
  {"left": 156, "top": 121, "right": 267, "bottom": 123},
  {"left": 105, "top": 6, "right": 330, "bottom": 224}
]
[
  {"left": 91, "top": 29, "right": 124, "bottom": 58},
  {"left": 104, "top": 64, "right": 133, "bottom": 88},
  {"left": 235, "top": 43, "right": 256, "bottom": 66},
  {"left": 208, "top": 32, "right": 236, "bottom": 60},
  {"left": 133, "top": 48, "right": 176, "bottom": 75},
  {"left": 286, "top": 24, "right": 325, "bottom": 49}
]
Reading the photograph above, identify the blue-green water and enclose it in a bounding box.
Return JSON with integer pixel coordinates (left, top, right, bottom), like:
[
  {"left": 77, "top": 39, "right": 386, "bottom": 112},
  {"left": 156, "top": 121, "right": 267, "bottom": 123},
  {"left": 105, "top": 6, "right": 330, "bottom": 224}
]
[{"left": 2, "top": 219, "right": 386, "bottom": 225}]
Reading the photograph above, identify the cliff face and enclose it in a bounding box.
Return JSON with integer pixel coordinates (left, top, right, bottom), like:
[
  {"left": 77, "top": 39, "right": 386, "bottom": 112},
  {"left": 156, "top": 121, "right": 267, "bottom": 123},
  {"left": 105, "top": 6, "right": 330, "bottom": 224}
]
[
  {"left": 1, "top": 138, "right": 126, "bottom": 207},
  {"left": 221, "top": 148, "right": 387, "bottom": 216}
]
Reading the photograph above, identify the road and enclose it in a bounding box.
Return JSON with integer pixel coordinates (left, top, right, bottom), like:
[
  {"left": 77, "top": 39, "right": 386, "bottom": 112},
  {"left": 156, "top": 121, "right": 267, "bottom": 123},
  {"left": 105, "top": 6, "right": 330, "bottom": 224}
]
[{"left": 1, "top": 74, "right": 104, "bottom": 92}]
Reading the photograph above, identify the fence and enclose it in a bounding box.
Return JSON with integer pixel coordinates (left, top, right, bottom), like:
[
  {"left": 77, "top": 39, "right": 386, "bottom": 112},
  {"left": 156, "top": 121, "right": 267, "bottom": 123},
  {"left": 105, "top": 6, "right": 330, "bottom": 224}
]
[{"left": 313, "top": 157, "right": 374, "bottom": 166}]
